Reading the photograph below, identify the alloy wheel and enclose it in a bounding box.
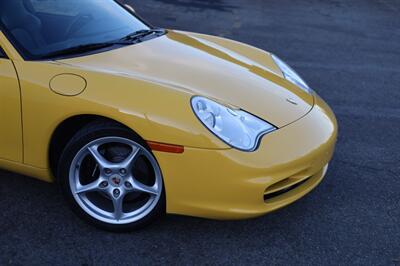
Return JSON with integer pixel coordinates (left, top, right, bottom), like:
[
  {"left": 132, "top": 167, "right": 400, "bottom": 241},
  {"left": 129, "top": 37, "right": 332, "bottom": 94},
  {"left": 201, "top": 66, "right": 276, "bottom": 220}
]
[{"left": 69, "top": 137, "right": 163, "bottom": 225}]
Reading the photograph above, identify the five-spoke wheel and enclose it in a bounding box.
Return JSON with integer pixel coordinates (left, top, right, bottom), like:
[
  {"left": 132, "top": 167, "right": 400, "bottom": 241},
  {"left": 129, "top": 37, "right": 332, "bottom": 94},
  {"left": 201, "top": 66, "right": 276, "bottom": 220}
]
[{"left": 58, "top": 122, "right": 165, "bottom": 231}]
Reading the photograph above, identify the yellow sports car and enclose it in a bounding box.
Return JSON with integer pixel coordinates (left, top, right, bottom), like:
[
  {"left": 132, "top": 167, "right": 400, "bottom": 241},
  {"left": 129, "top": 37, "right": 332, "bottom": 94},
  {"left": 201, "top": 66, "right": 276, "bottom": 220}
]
[{"left": 0, "top": 0, "right": 337, "bottom": 231}]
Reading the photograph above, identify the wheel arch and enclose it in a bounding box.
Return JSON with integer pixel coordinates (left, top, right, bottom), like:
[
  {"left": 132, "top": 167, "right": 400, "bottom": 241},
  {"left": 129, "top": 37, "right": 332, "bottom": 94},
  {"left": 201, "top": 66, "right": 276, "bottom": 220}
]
[{"left": 48, "top": 114, "right": 136, "bottom": 178}]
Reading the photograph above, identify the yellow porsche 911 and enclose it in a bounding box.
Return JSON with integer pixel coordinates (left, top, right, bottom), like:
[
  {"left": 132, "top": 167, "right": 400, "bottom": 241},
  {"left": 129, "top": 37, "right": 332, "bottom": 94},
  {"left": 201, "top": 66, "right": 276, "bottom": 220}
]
[{"left": 0, "top": 0, "right": 337, "bottom": 231}]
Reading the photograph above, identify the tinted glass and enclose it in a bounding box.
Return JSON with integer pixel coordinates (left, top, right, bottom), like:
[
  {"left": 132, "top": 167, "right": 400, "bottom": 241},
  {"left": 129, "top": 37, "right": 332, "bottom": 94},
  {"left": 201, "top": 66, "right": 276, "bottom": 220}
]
[
  {"left": 0, "top": 0, "right": 149, "bottom": 59},
  {"left": 0, "top": 46, "right": 6, "bottom": 58}
]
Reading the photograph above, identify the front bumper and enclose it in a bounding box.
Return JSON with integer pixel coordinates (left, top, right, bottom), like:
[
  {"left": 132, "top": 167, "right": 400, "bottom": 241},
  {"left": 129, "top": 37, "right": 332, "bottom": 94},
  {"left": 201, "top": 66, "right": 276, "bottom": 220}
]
[{"left": 154, "top": 95, "right": 338, "bottom": 219}]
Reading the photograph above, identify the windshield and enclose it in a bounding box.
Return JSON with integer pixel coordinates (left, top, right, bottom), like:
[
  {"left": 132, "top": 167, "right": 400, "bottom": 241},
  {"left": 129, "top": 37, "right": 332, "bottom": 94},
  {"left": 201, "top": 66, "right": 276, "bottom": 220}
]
[{"left": 0, "top": 0, "right": 151, "bottom": 60}]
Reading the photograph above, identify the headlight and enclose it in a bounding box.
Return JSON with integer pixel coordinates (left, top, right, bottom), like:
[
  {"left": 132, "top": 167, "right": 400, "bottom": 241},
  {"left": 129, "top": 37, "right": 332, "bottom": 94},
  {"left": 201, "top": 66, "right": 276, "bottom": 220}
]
[
  {"left": 191, "top": 96, "right": 276, "bottom": 151},
  {"left": 272, "top": 54, "right": 313, "bottom": 94}
]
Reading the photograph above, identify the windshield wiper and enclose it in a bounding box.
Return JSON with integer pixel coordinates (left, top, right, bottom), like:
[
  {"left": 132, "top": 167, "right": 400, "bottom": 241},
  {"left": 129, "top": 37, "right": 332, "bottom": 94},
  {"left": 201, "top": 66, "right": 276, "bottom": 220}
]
[
  {"left": 41, "top": 28, "right": 166, "bottom": 60},
  {"left": 41, "top": 41, "right": 131, "bottom": 59},
  {"left": 120, "top": 28, "right": 166, "bottom": 42}
]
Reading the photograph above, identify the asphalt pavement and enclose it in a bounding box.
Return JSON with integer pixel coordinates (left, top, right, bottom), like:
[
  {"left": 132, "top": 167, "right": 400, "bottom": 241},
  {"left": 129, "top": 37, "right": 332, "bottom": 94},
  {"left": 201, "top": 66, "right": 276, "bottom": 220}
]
[{"left": 1, "top": 0, "right": 399, "bottom": 265}]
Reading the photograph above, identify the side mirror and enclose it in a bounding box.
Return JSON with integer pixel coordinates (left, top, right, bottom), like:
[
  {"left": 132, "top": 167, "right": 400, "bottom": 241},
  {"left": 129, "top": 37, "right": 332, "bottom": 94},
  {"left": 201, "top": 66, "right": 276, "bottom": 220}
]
[{"left": 124, "top": 4, "right": 136, "bottom": 14}]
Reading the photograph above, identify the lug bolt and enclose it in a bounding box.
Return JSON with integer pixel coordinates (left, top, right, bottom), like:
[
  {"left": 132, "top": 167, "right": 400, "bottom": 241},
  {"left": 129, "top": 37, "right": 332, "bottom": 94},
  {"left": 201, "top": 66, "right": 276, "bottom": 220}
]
[
  {"left": 100, "top": 181, "right": 108, "bottom": 188},
  {"left": 120, "top": 169, "right": 127, "bottom": 175},
  {"left": 104, "top": 168, "right": 112, "bottom": 175},
  {"left": 125, "top": 182, "right": 132, "bottom": 188},
  {"left": 113, "top": 189, "right": 120, "bottom": 198}
]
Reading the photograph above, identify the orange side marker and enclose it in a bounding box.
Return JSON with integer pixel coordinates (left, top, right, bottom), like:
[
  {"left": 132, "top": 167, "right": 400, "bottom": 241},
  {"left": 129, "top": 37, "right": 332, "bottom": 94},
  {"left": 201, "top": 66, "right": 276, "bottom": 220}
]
[{"left": 147, "top": 141, "right": 184, "bottom": 154}]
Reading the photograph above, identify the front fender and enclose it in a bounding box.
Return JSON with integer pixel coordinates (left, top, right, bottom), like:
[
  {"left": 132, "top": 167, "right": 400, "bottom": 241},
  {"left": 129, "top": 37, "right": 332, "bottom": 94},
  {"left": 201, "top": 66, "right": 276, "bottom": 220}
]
[{"left": 14, "top": 60, "right": 229, "bottom": 170}]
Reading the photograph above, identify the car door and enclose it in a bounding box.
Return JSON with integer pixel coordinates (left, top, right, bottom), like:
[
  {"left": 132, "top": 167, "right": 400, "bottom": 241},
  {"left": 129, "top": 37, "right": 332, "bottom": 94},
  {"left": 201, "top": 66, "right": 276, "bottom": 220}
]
[{"left": 0, "top": 45, "right": 23, "bottom": 162}]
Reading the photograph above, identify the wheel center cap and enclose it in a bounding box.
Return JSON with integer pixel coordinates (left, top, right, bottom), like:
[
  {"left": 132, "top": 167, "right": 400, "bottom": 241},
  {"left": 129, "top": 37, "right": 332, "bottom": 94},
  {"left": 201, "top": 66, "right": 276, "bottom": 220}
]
[{"left": 110, "top": 176, "right": 122, "bottom": 187}]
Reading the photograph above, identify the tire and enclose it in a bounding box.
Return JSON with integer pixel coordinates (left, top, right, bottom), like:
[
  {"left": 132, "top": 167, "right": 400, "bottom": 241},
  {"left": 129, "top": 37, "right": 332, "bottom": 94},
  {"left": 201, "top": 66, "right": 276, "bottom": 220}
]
[{"left": 57, "top": 120, "right": 165, "bottom": 232}]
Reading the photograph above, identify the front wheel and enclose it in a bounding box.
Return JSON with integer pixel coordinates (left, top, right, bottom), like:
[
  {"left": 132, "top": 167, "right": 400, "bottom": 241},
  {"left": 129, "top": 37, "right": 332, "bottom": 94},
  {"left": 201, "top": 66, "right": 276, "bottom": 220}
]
[{"left": 57, "top": 122, "right": 165, "bottom": 231}]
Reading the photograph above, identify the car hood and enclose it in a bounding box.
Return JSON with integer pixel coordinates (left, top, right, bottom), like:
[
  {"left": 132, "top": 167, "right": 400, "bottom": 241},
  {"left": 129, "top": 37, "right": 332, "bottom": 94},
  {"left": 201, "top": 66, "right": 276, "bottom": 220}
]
[{"left": 59, "top": 30, "right": 314, "bottom": 127}]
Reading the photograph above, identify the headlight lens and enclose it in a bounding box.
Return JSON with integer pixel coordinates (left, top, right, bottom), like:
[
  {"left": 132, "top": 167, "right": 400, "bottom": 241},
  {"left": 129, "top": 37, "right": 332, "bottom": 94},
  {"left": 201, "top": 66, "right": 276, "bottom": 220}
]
[
  {"left": 272, "top": 54, "right": 313, "bottom": 94},
  {"left": 191, "top": 96, "right": 276, "bottom": 151}
]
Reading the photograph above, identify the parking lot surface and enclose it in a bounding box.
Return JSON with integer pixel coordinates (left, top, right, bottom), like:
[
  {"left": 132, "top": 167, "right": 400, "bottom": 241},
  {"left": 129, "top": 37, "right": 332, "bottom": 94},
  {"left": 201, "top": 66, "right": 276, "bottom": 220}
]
[{"left": 1, "top": 0, "right": 399, "bottom": 265}]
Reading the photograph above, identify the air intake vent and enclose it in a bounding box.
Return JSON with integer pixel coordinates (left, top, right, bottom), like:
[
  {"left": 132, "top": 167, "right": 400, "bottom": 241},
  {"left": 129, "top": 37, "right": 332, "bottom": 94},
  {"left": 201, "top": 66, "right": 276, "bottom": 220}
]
[{"left": 264, "top": 176, "right": 311, "bottom": 200}]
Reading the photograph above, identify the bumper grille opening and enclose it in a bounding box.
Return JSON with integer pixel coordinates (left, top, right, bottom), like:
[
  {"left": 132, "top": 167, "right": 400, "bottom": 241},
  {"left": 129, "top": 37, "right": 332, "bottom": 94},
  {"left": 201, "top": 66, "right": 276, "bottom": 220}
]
[{"left": 264, "top": 176, "right": 311, "bottom": 201}]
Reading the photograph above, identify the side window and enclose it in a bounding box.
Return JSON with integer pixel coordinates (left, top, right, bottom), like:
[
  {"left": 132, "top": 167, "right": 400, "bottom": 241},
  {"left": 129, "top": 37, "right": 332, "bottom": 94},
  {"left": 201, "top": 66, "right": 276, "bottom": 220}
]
[{"left": 0, "top": 46, "right": 7, "bottom": 58}]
